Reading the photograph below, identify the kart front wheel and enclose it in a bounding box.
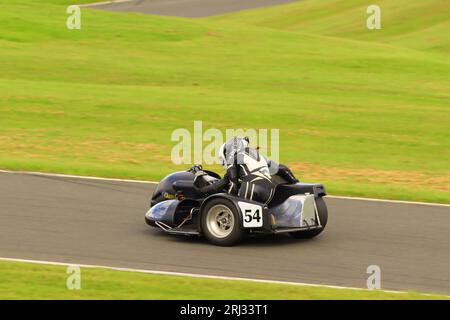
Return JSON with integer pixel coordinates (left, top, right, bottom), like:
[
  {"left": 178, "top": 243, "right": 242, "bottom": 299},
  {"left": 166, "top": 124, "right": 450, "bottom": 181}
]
[
  {"left": 201, "top": 199, "right": 244, "bottom": 246},
  {"left": 289, "top": 197, "right": 328, "bottom": 239}
]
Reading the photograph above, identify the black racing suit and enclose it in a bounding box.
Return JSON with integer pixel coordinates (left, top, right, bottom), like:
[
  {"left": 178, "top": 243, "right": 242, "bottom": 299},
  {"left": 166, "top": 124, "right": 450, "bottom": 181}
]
[{"left": 194, "top": 143, "right": 298, "bottom": 204}]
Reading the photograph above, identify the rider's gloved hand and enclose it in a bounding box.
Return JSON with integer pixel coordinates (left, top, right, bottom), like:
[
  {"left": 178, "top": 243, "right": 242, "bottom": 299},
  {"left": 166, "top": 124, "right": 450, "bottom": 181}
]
[{"left": 189, "top": 164, "right": 203, "bottom": 174}]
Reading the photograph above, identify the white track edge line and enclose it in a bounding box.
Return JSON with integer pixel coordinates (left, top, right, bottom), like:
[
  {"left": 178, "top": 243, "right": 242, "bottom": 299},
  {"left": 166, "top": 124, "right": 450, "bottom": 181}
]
[
  {"left": 0, "top": 256, "right": 428, "bottom": 296},
  {"left": 1, "top": 169, "right": 449, "bottom": 207},
  {"left": 79, "top": 0, "right": 136, "bottom": 8},
  {"left": 326, "top": 195, "right": 450, "bottom": 207},
  {"left": 0, "top": 169, "right": 158, "bottom": 184}
]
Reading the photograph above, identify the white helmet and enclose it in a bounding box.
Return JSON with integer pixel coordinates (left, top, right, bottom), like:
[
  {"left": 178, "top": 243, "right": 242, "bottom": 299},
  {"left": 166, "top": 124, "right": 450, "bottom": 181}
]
[{"left": 218, "top": 137, "right": 249, "bottom": 168}]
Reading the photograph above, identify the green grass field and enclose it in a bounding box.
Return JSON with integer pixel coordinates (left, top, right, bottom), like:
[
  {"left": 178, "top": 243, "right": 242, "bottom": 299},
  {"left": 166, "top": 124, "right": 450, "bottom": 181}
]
[
  {"left": 1, "top": 260, "right": 448, "bottom": 299},
  {"left": 211, "top": 0, "right": 450, "bottom": 54},
  {"left": 0, "top": 0, "right": 448, "bottom": 203}
]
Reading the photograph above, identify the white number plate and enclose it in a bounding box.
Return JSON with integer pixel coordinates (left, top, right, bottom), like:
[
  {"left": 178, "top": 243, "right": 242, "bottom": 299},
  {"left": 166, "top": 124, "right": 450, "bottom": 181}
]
[{"left": 238, "top": 202, "right": 263, "bottom": 228}]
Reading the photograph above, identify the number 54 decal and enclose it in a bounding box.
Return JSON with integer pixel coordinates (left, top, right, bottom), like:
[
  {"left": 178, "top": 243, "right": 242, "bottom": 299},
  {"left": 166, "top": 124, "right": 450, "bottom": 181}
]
[{"left": 238, "top": 202, "right": 263, "bottom": 228}]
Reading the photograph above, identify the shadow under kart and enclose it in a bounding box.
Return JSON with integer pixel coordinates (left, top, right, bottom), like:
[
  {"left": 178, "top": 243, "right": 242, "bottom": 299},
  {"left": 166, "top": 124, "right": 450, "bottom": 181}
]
[{"left": 145, "top": 170, "right": 328, "bottom": 246}]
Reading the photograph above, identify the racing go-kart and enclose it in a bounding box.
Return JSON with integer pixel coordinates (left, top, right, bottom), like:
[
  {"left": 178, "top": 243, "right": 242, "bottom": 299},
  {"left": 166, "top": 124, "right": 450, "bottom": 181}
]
[{"left": 145, "top": 167, "right": 328, "bottom": 246}]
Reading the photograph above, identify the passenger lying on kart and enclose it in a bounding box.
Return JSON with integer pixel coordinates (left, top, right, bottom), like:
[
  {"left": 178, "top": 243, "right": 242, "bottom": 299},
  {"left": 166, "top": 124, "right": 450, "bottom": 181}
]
[{"left": 189, "top": 137, "right": 298, "bottom": 205}]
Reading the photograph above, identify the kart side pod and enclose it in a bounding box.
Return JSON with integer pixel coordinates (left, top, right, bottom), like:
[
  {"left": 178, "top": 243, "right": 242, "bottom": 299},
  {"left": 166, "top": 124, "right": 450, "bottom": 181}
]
[
  {"left": 271, "top": 194, "right": 319, "bottom": 228},
  {"left": 145, "top": 198, "right": 201, "bottom": 229},
  {"left": 145, "top": 199, "right": 179, "bottom": 227}
]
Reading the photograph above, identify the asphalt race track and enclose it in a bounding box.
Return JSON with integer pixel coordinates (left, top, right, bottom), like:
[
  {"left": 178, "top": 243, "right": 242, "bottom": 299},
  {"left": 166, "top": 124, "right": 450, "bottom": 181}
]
[
  {"left": 0, "top": 171, "right": 449, "bottom": 294},
  {"left": 87, "top": 0, "right": 299, "bottom": 18}
]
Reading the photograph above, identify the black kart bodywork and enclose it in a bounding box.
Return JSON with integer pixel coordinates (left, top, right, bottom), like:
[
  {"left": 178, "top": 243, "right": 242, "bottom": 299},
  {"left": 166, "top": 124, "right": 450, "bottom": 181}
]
[{"left": 145, "top": 169, "right": 328, "bottom": 245}]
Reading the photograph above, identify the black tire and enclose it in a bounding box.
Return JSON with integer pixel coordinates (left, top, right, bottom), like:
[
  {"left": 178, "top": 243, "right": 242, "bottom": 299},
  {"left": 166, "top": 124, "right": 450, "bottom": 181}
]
[
  {"left": 201, "top": 198, "right": 245, "bottom": 246},
  {"left": 289, "top": 197, "right": 328, "bottom": 239}
]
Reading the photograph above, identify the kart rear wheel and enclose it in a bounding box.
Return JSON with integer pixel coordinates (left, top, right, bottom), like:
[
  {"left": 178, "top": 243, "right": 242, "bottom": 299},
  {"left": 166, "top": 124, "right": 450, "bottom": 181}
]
[
  {"left": 289, "top": 197, "right": 328, "bottom": 239},
  {"left": 201, "top": 199, "right": 244, "bottom": 246}
]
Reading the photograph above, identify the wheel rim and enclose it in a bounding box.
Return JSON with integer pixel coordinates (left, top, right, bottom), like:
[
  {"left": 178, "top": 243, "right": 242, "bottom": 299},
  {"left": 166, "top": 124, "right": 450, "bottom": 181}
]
[{"left": 206, "top": 204, "right": 235, "bottom": 238}]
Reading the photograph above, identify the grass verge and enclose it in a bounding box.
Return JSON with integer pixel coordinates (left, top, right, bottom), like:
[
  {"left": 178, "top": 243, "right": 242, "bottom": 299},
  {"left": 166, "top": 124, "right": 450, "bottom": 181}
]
[{"left": 0, "top": 260, "right": 448, "bottom": 299}]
